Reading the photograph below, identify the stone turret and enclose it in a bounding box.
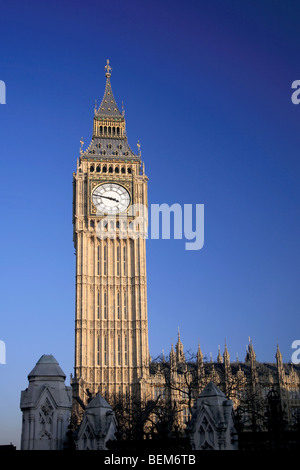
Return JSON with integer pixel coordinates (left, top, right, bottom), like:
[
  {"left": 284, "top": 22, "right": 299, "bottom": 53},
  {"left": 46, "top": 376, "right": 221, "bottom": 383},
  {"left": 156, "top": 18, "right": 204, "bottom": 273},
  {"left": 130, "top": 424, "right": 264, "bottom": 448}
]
[
  {"left": 187, "top": 382, "right": 238, "bottom": 450},
  {"left": 20, "top": 355, "right": 72, "bottom": 450},
  {"left": 76, "top": 394, "right": 117, "bottom": 450}
]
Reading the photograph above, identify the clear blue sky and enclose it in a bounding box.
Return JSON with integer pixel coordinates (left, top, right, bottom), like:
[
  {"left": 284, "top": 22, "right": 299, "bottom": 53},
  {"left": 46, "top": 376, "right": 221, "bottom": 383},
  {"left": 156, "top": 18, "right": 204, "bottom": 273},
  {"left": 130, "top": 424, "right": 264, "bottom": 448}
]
[{"left": 1, "top": 0, "right": 300, "bottom": 447}]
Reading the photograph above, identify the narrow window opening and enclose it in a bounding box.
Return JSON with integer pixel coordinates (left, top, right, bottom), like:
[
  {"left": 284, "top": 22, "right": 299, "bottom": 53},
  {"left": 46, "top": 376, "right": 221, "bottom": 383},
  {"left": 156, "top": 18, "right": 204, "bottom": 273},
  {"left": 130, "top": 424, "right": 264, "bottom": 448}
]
[
  {"left": 117, "top": 291, "right": 120, "bottom": 319},
  {"left": 97, "top": 245, "right": 100, "bottom": 275},
  {"left": 124, "top": 335, "right": 128, "bottom": 365},
  {"left": 124, "top": 291, "right": 127, "bottom": 319},
  {"left": 97, "top": 291, "right": 100, "bottom": 319},
  {"left": 104, "top": 336, "right": 107, "bottom": 365},
  {"left": 104, "top": 244, "right": 107, "bottom": 275},
  {"left": 118, "top": 336, "right": 121, "bottom": 365},
  {"left": 116, "top": 244, "right": 120, "bottom": 276},
  {"left": 97, "top": 336, "right": 100, "bottom": 365},
  {"left": 123, "top": 246, "right": 126, "bottom": 274},
  {"left": 104, "top": 291, "right": 107, "bottom": 319}
]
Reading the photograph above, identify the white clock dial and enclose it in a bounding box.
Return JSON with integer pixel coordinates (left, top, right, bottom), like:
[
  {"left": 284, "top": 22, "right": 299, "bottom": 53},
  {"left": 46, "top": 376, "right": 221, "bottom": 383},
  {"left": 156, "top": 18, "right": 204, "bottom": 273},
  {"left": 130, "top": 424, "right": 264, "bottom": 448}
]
[{"left": 92, "top": 183, "right": 130, "bottom": 214}]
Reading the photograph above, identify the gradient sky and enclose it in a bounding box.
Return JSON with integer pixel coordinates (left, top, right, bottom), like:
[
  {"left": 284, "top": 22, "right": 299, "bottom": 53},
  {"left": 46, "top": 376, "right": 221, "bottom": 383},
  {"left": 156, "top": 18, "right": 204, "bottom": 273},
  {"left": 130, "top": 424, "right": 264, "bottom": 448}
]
[{"left": 1, "top": 0, "right": 300, "bottom": 447}]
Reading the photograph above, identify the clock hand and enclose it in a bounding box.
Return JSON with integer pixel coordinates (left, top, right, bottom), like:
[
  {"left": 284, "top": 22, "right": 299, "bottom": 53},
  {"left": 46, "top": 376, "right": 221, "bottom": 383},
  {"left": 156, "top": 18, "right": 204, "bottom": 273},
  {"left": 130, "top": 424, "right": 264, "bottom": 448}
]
[{"left": 94, "top": 194, "right": 119, "bottom": 203}]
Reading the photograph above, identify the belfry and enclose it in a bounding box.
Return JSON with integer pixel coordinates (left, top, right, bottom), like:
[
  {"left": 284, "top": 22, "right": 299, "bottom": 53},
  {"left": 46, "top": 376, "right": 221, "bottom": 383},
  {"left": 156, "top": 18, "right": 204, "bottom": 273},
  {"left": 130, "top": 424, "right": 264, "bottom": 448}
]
[{"left": 71, "top": 60, "right": 150, "bottom": 415}]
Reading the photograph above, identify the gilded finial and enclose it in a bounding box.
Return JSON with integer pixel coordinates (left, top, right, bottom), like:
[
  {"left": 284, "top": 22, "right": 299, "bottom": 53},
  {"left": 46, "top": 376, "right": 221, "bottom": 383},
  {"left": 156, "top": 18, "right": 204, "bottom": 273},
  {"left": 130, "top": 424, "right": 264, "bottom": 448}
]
[
  {"left": 80, "top": 137, "right": 84, "bottom": 154},
  {"left": 105, "top": 59, "right": 112, "bottom": 77}
]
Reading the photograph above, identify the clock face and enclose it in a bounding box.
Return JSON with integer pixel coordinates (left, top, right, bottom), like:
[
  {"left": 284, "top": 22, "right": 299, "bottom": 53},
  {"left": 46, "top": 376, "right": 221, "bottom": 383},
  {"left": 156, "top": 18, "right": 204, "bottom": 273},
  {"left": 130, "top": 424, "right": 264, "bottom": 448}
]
[{"left": 92, "top": 183, "right": 130, "bottom": 214}]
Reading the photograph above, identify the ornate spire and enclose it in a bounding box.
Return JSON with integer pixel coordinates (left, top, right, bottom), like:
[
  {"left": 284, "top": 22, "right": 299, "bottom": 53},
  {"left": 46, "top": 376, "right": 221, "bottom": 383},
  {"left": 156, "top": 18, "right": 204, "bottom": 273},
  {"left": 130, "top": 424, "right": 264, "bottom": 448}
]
[
  {"left": 276, "top": 342, "right": 283, "bottom": 378},
  {"left": 245, "top": 337, "right": 256, "bottom": 370},
  {"left": 95, "top": 59, "right": 123, "bottom": 120},
  {"left": 197, "top": 341, "right": 203, "bottom": 363},
  {"left": 170, "top": 341, "right": 176, "bottom": 365},
  {"left": 80, "top": 60, "right": 139, "bottom": 161},
  {"left": 223, "top": 340, "right": 230, "bottom": 357},
  {"left": 176, "top": 327, "right": 185, "bottom": 363},
  {"left": 248, "top": 337, "right": 256, "bottom": 360},
  {"left": 223, "top": 340, "right": 230, "bottom": 368},
  {"left": 217, "top": 345, "right": 223, "bottom": 363},
  {"left": 276, "top": 342, "right": 282, "bottom": 360}
]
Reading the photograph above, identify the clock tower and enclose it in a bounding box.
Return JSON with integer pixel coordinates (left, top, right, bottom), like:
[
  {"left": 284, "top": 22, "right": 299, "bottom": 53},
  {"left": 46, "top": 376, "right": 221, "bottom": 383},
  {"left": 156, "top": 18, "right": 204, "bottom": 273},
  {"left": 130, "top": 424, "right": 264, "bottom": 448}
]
[{"left": 71, "top": 61, "right": 150, "bottom": 412}]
